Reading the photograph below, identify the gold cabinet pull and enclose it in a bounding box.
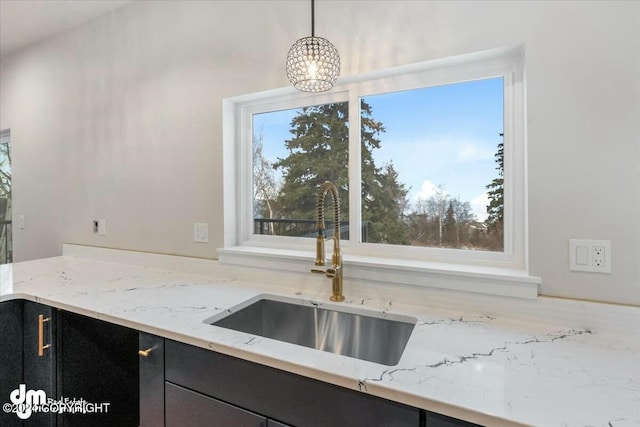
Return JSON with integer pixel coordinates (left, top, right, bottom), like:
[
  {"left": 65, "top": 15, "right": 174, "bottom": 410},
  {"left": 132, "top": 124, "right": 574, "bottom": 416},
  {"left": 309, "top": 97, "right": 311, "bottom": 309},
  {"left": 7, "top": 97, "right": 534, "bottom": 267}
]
[
  {"left": 138, "top": 348, "right": 153, "bottom": 357},
  {"left": 38, "top": 314, "right": 51, "bottom": 357}
]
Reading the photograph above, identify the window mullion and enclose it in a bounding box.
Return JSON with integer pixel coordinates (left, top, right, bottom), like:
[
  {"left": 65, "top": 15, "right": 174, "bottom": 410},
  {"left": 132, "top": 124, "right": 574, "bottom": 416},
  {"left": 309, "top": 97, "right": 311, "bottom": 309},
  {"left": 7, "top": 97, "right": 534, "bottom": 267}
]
[
  {"left": 502, "top": 71, "right": 513, "bottom": 259},
  {"left": 241, "top": 106, "right": 254, "bottom": 244},
  {"left": 348, "top": 91, "right": 362, "bottom": 245}
]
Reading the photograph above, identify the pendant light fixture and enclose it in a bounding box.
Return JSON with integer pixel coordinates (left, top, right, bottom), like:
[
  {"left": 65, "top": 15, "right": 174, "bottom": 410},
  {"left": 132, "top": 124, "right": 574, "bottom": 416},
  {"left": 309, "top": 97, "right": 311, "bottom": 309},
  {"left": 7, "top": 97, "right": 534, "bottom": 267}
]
[{"left": 286, "top": 0, "right": 340, "bottom": 92}]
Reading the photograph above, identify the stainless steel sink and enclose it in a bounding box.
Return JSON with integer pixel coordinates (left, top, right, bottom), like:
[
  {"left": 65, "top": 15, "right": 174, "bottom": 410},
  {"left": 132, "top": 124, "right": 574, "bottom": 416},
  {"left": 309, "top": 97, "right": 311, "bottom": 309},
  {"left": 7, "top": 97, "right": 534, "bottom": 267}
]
[{"left": 204, "top": 295, "right": 416, "bottom": 366}]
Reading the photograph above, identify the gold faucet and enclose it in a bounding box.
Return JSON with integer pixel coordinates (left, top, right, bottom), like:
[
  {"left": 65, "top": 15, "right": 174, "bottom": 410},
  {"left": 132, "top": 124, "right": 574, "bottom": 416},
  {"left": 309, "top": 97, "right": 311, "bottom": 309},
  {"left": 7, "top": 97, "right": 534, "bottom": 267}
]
[{"left": 310, "top": 181, "right": 345, "bottom": 302}]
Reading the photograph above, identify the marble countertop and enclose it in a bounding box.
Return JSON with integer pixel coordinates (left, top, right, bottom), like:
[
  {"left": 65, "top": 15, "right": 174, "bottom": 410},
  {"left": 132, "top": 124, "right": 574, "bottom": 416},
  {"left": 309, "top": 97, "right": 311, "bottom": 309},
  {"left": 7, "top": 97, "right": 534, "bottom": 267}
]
[{"left": 1, "top": 250, "right": 639, "bottom": 427}]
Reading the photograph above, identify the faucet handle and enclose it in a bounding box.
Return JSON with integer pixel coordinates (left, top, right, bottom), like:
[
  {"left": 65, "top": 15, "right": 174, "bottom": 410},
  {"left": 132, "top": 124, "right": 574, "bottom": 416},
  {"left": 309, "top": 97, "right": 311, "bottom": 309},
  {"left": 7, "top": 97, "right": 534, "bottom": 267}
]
[
  {"left": 311, "top": 267, "right": 339, "bottom": 279},
  {"left": 325, "top": 267, "right": 339, "bottom": 279}
]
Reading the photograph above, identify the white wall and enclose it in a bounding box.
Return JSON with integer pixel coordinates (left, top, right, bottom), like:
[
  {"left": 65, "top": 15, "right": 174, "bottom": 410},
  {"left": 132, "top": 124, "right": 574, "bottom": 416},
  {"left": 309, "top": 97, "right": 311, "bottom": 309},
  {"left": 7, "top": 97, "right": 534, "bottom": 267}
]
[{"left": 1, "top": 1, "right": 638, "bottom": 305}]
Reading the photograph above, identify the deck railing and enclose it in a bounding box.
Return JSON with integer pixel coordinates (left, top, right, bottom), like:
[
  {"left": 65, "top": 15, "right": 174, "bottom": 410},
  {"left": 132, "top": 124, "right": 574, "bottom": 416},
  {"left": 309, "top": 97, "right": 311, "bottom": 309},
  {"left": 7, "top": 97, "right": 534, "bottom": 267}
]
[{"left": 254, "top": 218, "right": 368, "bottom": 241}]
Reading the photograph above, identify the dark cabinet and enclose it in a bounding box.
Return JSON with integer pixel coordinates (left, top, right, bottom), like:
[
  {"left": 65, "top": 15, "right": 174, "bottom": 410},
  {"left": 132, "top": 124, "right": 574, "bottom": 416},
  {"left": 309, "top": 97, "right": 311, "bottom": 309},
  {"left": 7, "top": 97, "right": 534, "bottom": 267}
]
[
  {"left": 0, "top": 300, "right": 24, "bottom": 427},
  {"left": 141, "top": 333, "right": 280, "bottom": 427},
  {"left": 163, "top": 338, "right": 420, "bottom": 427},
  {"left": 23, "top": 301, "right": 57, "bottom": 427},
  {"left": 139, "top": 332, "right": 164, "bottom": 427},
  {"left": 144, "top": 336, "right": 483, "bottom": 427},
  {"left": 0, "top": 300, "right": 57, "bottom": 426},
  {"left": 56, "top": 310, "right": 139, "bottom": 427},
  {"left": 0, "top": 300, "right": 138, "bottom": 427}
]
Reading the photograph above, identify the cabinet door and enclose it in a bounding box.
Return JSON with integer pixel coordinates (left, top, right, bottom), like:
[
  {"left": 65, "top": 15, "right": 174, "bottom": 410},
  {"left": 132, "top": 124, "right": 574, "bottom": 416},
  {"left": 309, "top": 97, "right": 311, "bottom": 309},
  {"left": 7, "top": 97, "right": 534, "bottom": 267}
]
[
  {"left": 139, "top": 332, "right": 164, "bottom": 427},
  {"left": 56, "top": 310, "right": 139, "bottom": 427},
  {"left": 0, "top": 300, "right": 23, "bottom": 427},
  {"left": 165, "top": 382, "right": 266, "bottom": 427},
  {"left": 23, "top": 301, "right": 56, "bottom": 427}
]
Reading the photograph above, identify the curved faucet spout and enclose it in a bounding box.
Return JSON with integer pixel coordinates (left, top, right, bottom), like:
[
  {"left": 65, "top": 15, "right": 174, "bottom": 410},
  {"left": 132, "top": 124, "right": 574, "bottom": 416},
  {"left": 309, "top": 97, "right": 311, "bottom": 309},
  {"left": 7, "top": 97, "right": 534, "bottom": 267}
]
[{"left": 312, "top": 181, "right": 345, "bottom": 302}]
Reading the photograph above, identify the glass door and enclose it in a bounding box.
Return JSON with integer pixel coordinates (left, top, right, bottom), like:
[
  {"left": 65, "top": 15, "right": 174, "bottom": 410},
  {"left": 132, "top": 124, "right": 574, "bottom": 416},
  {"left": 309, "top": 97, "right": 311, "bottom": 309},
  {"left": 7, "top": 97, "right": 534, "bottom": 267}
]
[{"left": 0, "top": 129, "right": 11, "bottom": 264}]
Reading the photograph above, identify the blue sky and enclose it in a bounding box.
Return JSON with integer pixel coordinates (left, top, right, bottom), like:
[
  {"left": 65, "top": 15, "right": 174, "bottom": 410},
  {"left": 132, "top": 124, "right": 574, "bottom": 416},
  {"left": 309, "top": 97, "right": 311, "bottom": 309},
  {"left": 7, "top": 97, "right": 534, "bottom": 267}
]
[{"left": 254, "top": 77, "right": 503, "bottom": 221}]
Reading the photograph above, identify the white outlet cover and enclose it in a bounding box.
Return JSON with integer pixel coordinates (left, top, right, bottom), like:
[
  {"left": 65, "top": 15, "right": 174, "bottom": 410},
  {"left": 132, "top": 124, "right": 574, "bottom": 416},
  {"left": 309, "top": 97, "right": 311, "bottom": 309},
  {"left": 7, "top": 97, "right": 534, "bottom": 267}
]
[{"left": 569, "top": 239, "right": 611, "bottom": 274}]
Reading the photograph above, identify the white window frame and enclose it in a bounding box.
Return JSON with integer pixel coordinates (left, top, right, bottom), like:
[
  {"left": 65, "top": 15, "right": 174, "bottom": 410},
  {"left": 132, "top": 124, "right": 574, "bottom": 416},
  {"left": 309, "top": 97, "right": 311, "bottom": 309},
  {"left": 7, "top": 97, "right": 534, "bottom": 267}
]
[{"left": 221, "top": 46, "right": 540, "bottom": 299}]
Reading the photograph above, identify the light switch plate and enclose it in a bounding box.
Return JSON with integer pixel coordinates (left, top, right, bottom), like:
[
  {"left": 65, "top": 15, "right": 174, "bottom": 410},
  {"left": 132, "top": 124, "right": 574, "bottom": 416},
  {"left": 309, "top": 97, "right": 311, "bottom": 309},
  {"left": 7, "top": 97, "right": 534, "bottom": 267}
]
[
  {"left": 97, "top": 219, "right": 107, "bottom": 236},
  {"left": 194, "top": 223, "right": 208, "bottom": 243},
  {"left": 569, "top": 239, "right": 611, "bottom": 273}
]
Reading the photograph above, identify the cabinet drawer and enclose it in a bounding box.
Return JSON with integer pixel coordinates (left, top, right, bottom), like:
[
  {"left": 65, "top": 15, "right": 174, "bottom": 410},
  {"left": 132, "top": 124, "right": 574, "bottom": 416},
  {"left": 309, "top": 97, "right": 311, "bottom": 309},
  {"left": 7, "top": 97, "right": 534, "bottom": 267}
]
[
  {"left": 165, "top": 382, "right": 266, "bottom": 427},
  {"left": 165, "top": 339, "right": 420, "bottom": 427}
]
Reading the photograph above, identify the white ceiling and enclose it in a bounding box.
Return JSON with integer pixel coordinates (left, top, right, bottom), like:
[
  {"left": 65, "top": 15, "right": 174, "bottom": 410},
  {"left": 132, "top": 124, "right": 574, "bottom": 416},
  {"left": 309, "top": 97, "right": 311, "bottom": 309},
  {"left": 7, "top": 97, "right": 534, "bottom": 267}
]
[{"left": 0, "top": 0, "right": 134, "bottom": 58}]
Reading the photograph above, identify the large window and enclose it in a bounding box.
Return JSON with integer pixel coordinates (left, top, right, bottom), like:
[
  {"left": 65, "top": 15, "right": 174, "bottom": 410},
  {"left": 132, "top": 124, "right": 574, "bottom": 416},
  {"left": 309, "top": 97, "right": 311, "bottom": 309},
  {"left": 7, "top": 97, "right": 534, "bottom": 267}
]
[
  {"left": 253, "top": 79, "right": 504, "bottom": 252},
  {"left": 223, "top": 47, "right": 531, "bottom": 296}
]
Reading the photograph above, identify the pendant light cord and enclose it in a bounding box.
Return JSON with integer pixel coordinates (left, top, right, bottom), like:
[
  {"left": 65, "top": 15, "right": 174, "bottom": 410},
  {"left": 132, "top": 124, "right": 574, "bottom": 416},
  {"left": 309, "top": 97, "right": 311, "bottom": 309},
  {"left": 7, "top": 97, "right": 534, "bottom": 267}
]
[{"left": 311, "top": 0, "right": 315, "bottom": 37}]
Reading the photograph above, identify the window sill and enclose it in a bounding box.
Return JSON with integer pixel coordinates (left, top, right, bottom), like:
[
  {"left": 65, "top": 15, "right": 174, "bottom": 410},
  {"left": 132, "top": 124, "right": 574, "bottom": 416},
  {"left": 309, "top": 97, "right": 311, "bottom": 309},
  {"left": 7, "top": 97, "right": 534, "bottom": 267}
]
[{"left": 217, "top": 246, "right": 540, "bottom": 299}]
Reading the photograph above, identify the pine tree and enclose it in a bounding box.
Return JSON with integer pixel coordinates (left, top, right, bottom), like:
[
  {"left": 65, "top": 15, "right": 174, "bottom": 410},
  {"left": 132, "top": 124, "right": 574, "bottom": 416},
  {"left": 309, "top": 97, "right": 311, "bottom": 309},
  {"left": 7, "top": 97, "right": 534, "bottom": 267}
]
[
  {"left": 273, "top": 100, "right": 409, "bottom": 243},
  {"left": 274, "top": 102, "right": 350, "bottom": 220},
  {"left": 443, "top": 201, "right": 456, "bottom": 246},
  {"left": 365, "top": 162, "right": 409, "bottom": 244},
  {"left": 451, "top": 198, "right": 475, "bottom": 246},
  {"left": 485, "top": 138, "right": 504, "bottom": 249}
]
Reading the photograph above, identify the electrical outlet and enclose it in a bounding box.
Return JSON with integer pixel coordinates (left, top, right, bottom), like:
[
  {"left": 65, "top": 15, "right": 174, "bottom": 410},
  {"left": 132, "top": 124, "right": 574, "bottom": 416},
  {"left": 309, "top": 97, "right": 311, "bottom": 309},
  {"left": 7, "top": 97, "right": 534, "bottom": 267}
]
[
  {"left": 569, "top": 239, "right": 611, "bottom": 273},
  {"left": 19, "top": 215, "right": 25, "bottom": 230},
  {"left": 592, "top": 246, "right": 605, "bottom": 267}
]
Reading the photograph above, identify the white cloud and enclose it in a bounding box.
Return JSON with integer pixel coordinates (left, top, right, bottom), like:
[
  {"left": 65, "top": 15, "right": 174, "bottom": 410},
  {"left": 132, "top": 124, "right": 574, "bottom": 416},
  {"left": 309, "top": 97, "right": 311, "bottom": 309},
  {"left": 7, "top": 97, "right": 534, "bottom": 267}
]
[
  {"left": 470, "top": 192, "right": 489, "bottom": 222},
  {"left": 414, "top": 180, "right": 438, "bottom": 201}
]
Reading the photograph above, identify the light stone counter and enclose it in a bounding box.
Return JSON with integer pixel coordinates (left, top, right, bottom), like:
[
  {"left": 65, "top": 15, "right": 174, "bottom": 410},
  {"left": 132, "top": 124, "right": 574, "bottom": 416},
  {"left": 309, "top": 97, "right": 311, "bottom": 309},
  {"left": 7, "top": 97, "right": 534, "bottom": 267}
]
[{"left": 1, "top": 248, "right": 639, "bottom": 427}]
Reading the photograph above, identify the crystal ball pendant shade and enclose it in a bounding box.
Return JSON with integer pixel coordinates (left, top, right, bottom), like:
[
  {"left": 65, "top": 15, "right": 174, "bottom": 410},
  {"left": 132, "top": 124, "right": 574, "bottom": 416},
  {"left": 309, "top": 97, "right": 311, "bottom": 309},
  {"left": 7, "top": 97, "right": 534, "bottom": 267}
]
[{"left": 286, "top": 36, "right": 340, "bottom": 92}]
